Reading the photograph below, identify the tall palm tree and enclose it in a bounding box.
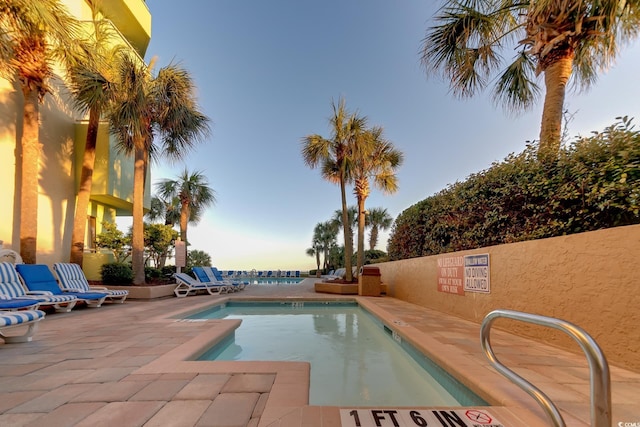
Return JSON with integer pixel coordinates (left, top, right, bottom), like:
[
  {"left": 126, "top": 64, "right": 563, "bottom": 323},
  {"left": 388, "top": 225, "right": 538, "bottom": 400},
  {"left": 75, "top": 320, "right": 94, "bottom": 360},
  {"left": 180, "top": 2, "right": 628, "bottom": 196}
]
[
  {"left": 154, "top": 169, "right": 216, "bottom": 246},
  {"left": 366, "top": 207, "right": 393, "bottom": 251},
  {"left": 349, "top": 127, "right": 403, "bottom": 272},
  {"left": 420, "top": 0, "right": 640, "bottom": 160},
  {"left": 302, "top": 98, "right": 366, "bottom": 281},
  {"left": 68, "top": 9, "right": 126, "bottom": 266},
  {"left": 109, "top": 55, "right": 210, "bottom": 284},
  {"left": 0, "top": 0, "right": 82, "bottom": 263}
]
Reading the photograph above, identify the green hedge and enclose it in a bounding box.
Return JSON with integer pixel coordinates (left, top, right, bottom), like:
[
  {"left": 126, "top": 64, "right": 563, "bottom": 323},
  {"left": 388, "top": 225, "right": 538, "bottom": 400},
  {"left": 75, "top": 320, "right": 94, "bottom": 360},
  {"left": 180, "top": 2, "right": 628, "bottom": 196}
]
[
  {"left": 388, "top": 117, "right": 640, "bottom": 260},
  {"left": 101, "top": 263, "right": 133, "bottom": 285}
]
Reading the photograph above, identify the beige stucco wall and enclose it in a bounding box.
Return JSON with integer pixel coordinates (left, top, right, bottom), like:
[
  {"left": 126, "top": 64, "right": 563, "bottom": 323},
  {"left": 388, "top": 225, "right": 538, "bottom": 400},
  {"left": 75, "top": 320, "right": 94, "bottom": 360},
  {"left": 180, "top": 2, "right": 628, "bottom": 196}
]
[{"left": 375, "top": 224, "right": 640, "bottom": 372}]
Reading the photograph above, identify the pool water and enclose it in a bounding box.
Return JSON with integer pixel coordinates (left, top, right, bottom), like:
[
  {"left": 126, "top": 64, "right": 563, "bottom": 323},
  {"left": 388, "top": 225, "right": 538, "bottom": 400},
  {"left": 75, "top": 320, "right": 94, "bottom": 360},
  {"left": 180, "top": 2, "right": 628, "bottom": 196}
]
[{"left": 190, "top": 301, "right": 486, "bottom": 407}]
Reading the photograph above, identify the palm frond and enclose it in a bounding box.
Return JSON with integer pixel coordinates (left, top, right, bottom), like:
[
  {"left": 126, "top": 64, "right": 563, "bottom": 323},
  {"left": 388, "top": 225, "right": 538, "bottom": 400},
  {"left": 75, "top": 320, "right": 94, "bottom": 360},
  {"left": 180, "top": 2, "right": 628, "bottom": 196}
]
[{"left": 493, "top": 49, "right": 540, "bottom": 112}]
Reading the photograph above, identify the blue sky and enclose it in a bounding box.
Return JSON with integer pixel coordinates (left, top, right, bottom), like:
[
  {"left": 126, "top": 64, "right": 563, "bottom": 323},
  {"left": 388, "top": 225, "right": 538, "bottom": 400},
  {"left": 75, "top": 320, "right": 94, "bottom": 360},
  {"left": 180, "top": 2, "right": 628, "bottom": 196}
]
[{"left": 138, "top": 0, "right": 640, "bottom": 270}]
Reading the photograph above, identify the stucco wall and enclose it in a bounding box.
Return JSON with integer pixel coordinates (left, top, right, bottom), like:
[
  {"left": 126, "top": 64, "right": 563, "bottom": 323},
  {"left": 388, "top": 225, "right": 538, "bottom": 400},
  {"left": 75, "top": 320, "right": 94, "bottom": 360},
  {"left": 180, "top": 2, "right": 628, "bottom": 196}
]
[{"left": 375, "top": 224, "right": 640, "bottom": 372}]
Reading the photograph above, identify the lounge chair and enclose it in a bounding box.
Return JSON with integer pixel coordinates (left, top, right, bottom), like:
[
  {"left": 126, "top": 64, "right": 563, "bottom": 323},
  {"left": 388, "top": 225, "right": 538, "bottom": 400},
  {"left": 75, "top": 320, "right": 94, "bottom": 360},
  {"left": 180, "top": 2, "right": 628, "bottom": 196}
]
[
  {"left": 53, "top": 263, "right": 128, "bottom": 303},
  {"left": 16, "top": 264, "right": 107, "bottom": 308},
  {"left": 201, "top": 267, "right": 246, "bottom": 291},
  {"left": 0, "top": 262, "right": 78, "bottom": 313},
  {"left": 173, "top": 272, "right": 227, "bottom": 297},
  {"left": 190, "top": 267, "right": 233, "bottom": 293},
  {"left": 0, "top": 309, "right": 46, "bottom": 343}
]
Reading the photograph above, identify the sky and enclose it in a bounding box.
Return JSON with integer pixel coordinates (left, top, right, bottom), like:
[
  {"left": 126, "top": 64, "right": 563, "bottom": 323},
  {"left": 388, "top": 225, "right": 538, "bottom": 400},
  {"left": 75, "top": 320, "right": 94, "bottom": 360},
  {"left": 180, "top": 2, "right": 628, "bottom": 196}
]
[{"left": 131, "top": 0, "right": 640, "bottom": 271}]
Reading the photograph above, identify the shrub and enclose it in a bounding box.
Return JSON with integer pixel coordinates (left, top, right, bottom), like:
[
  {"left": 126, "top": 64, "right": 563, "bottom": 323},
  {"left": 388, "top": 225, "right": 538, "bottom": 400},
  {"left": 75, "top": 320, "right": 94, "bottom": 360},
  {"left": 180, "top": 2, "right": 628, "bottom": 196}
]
[
  {"left": 101, "top": 263, "right": 133, "bottom": 285},
  {"left": 145, "top": 267, "right": 162, "bottom": 281},
  {"left": 161, "top": 265, "right": 176, "bottom": 278},
  {"left": 388, "top": 117, "right": 640, "bottom": 260}
]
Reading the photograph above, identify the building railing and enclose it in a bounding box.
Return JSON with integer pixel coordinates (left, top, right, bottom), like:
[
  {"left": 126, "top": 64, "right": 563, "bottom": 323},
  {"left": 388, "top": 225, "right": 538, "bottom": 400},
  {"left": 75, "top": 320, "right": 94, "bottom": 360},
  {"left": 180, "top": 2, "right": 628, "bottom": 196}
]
[{"left": 480, "top": 309, "right": 611, "bottom": 427}]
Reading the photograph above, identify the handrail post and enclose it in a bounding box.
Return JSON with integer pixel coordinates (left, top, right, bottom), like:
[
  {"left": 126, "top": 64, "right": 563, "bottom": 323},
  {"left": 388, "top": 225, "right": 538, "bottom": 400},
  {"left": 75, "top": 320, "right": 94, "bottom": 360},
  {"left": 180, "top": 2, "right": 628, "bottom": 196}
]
[{"left": 480, "top": 309, "right": 611, "bottom": 427}]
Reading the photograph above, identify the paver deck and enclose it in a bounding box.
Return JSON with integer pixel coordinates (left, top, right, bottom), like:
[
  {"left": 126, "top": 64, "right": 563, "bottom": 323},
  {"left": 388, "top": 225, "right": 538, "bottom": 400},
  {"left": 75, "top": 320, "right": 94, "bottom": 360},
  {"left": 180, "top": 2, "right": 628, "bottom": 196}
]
[{"left": 1, "top": 278, "right": 638, "bottom": 426}]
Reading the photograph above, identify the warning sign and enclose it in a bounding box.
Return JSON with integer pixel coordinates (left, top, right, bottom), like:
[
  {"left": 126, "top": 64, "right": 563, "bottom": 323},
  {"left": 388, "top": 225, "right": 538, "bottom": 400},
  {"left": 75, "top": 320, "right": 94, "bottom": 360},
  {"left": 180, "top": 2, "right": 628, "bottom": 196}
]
[
  {"left": 437, "top": 256, "right": 465, "bottom": 295},
  {"left": 463, "top": 254, "right": 490, "bottom": 293},
  {"left": 339, "top": 408, "right": 504, "bottom": 427}
]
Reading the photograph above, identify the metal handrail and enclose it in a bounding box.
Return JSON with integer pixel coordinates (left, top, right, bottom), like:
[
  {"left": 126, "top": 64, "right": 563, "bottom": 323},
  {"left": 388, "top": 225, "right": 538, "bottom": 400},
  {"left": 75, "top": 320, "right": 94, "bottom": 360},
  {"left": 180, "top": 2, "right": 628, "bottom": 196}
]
[{"left": 480, "top": 309, "right": 611, "bottom": 427}]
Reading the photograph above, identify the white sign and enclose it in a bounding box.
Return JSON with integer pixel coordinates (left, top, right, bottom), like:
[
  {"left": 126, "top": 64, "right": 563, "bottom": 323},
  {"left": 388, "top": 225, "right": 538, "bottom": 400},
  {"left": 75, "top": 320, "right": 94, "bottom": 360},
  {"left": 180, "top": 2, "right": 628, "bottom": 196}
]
[
  {"left": 464, "top": 254, "right": 490, "bottom": 293},
  {"left": 340, "top": 408, "right": 504, "bottom": 427},
  {"left": 175, "top": 240, "right": 186, "bottom": 267}
]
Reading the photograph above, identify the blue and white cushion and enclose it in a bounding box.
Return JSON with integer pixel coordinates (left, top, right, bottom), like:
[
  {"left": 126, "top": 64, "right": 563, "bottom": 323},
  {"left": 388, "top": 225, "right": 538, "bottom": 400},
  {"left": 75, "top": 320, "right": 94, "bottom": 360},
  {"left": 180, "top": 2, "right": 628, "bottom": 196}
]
[{"left": 0, "top": 310, "right": 45, "bottom": 326}]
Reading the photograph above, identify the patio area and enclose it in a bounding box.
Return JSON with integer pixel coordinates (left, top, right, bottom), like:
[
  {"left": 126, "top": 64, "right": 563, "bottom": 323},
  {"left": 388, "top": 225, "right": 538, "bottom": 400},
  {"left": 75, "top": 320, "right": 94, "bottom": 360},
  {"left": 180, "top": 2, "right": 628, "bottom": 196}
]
[{"left": 0, "top": 278, "right": 638, "bottom": 426}]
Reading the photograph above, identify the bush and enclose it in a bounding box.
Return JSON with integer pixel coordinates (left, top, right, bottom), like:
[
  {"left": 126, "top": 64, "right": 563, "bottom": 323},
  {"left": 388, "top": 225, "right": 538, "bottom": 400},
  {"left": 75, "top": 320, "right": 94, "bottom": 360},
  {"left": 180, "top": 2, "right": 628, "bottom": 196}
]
[
  {"left": 145, "top": 267, "right": 162, "bottom": 281},
  {"left": 101, "top": 263, "right": 133, "bottom": 285},
  {"left": 161, "top": 265, "right": 176, "bottom": 278},
  {"left": 388, "top": 117, "right": 640, "bottom": 260}
]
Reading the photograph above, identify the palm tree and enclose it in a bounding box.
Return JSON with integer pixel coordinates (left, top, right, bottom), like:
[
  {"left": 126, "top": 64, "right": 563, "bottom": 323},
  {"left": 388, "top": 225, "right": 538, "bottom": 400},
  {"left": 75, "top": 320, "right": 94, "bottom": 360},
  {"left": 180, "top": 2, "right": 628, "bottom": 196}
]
[
  {"left": 349, "top": 127, "right": 403, "bottom": 272},
  {"left": 319, "top": 220, "right": 339, "bottom": 272},
  {"left": 302, "top": 98, "right": 366, "bottom": 281},
  {"left": 366, "top": 207, "right": 393, "bottom": 251},
  {"left": 146, "top": 195, "right": 182, "bottom": 226},
  {"left": 68, "top": 10, "right": 126, "bottom": 266},
  {"left": 306, "top": 245, "right": 321, "bottom": 277},
  {"left": 0, "top": 0, "right": 82, "bottom": 263},
  {"left": 154, "top": 169, "right": 216, "bottom": 246},
  {"left": 109, "top": 55, "right": 210, "bottom": 284},
  {"left": 420, "top": 0, "right": 640, "bottom": 160},
  {"left": 332, "top": 206, "right": 357, "bottom": 252}
]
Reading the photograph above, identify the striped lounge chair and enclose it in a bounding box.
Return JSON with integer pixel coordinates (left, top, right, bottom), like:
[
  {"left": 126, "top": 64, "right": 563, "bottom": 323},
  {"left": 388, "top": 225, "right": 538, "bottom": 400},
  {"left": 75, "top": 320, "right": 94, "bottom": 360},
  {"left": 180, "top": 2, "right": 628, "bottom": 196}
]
[
  {"left": 16, "top": 264, "right": 108, "bottom": 308},
  {"left": 53, "top": 263, "right": 128, "bottom": 303},
  {"left": 0, "top": 262, "right": 78, "bottom": 313},
  {"left": 0, "top": 309, "right": 46, "bottom": 343}
]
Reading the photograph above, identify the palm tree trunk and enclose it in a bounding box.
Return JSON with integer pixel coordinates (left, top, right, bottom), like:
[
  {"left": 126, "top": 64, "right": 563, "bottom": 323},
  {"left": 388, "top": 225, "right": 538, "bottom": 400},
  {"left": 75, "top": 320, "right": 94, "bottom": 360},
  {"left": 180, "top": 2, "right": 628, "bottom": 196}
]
[
  {"left": 70, "top": 106, "right": 100, "bottom": 265},
  {"left": 180, "top": 203, "right": 189, "bottom": 244},
  {"left": 340, "top": 179, "right": 353, "bottom": 281},
  {"left": 539, "top": 54, "right": 573, "bottom": 161},
  {"left": 356, "top": 195, "right": 366, "bottom": 274},
  {"left": 132, "top": 146, "right": 146, "bottom": 284},
  {"left": 19, "top": 88, "right": 40, "bottom": 264},
  {"left": 369, "top": 226, "right": 378, "bottom": 251}
]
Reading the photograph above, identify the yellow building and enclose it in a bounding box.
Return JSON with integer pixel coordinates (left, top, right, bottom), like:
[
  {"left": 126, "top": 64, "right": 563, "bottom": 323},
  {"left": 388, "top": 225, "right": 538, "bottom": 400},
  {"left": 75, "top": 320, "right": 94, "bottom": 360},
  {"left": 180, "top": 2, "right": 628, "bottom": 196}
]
[{"left": 0, "top": 0, "right": 152, "bottom": 272}]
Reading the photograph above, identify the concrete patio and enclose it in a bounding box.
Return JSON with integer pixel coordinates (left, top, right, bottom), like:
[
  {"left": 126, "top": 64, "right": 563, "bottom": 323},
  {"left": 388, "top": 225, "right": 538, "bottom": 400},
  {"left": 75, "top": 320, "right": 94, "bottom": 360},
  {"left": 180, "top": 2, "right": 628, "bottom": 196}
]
[{"left": 0, "top": 278, "right": 638, "bottom": 426}]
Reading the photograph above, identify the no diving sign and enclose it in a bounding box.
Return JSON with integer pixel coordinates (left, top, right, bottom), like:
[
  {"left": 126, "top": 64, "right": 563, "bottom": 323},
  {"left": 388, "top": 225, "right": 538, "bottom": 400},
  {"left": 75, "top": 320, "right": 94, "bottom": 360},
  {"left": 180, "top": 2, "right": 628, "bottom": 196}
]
[{"left": 340, "top": 408, "right": 504, "bottom": 427}]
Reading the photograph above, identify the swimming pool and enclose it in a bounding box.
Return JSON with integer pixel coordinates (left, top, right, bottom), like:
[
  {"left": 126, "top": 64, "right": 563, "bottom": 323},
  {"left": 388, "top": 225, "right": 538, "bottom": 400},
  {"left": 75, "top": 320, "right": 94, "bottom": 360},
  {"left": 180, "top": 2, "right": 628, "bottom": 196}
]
[{"left": 188, "top": 301, "right": 487, "bottom": 407}]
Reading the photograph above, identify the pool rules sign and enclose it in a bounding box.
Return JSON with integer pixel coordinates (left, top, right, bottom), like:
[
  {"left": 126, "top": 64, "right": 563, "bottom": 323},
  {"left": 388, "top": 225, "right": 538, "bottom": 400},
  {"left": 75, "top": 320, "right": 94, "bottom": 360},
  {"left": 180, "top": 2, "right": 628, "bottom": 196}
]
[
  {"left": 340, "top": 408, "right": 504, "bottom": 427},
  {"left": 437, "top": 254, "right": 490, "bottom": 295}
]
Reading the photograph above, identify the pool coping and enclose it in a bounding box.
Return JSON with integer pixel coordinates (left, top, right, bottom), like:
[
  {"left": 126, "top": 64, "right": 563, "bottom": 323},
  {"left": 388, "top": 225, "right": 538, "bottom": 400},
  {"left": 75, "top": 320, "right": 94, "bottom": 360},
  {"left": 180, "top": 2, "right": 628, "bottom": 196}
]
[{"left": 135, "top": 295, "right": 553, "bottom": 426}]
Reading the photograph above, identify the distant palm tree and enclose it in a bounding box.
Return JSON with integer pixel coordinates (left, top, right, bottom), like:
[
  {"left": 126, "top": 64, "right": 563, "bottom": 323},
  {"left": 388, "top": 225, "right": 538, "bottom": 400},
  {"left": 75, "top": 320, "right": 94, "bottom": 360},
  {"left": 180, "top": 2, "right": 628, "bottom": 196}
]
[
  {"left": 366, "top": 207, "right": 393, "bottom": 251},
  {"left": 0, "top": 0, "right": 82, "bottom": 263},
  {"left": 154, "top": 169, "right": 216, "bottom": 245},
  {"left": 108, "top": 55, "right": 211, "bottom": 284},
  {"left": 188, "top": 249, "right": 212, "bottom": 267},
  {"left": 306, "top": 246, "right": 321, "bottom": 277},
  {"left": 302, "top": 98, "right": 366, "bottom": 282},
  {"left": 68, "top": 8, "right": 126, "bottom": 266},
  {"left": 146, "top": 195, "right": 182, "bottom": 226},
  {"left": 332, "top": 206, "right": 357, "bottom": 251},
  {"left": 350, "top": 127, "right": 402, "bottom": 271},
  {"left": 420, "top": 0, "right": 640, "bottom": 160}
]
